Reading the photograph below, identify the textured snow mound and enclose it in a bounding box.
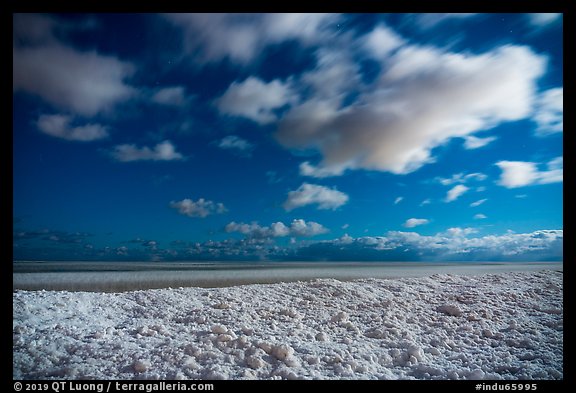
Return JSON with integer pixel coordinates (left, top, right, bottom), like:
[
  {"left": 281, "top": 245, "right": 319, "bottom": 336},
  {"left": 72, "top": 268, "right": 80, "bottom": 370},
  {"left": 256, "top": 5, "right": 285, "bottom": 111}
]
[{"left": 13, "top": 270, "right": 563, "bottom": 380}]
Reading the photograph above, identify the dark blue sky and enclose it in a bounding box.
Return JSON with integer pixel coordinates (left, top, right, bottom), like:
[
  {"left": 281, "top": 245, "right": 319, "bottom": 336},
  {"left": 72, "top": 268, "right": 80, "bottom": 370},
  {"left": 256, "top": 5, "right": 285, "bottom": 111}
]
[{"left": 13, "top": 13, "right": 563, "bottom": 261}]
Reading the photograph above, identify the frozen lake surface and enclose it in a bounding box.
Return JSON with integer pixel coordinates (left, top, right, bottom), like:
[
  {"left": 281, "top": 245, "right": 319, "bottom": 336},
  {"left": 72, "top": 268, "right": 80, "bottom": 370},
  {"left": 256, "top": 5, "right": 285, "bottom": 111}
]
[{"left": 13, "top": 261, "right": 563, "bottom": 292}]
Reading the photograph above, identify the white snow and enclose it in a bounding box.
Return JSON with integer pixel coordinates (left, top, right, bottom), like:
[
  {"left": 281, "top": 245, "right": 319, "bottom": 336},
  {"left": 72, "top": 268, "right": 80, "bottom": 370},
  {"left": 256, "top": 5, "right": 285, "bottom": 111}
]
[{"left": 13, "top": 270, "right": 562, "bottom": 380}]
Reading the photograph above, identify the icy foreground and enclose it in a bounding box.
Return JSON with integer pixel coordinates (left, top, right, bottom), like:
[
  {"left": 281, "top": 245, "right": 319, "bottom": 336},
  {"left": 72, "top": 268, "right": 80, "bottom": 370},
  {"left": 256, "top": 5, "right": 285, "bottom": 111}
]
[{"left": 13, "top": 270, "right": 562, "bottom": 380}]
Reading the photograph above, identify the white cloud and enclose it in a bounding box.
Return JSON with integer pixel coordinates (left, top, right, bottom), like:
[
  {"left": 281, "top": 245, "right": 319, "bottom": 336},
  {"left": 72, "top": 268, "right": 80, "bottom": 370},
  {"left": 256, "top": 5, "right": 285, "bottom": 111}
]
[
  {"left": 339, "top": 233, "right": 354, "bottom": 244},
  {"left": 276, "top": 43, "right": 546, "bottom": 176},
  {"left": 110, "top": 140, "right": 185, "bottom": 162},
  {"left": 225, "top": 219, "right": 328, "bottom": 238},
  {"left": 36, "top": 114, "right": 108, "bottom": 141},
  {"left": 463, "top": 135, "right": 497, "bottom": 149},
  {"left": 362, "top": 25, "right": 405, "bottom": 59},
  {"left": 218, "top": 135, "right": 254, "bottom": 156},
  {"left": 225, "top": 222, "right": 274, "bottom": 238},
  {"left": 164, "top": 13, "right": 339, "bottom": 64},
  {"left": 438, "top": 172, "right": 487, "bottom": 185},
  {"left": 541, "top": 157, "right": 564, "bottom": 184},
  {"left": 403, "top": 218, "right": 429, "bottom": 228},
  {"left": 151, "top": 86, "right": 187, "bottom": 106},
  {"left": 420, "top": 199, "right": 431, "bottom": 207},
  {"left": 322, "top": 229, "right": 562, "bottom": 259},
  {"left": 547, "top": 157, "right": 563, "bottom": 170},
  {"left": 474, "top": 214, "right": 487, "bottom": 220},
  {"left": 12, "top": 14, "right": 136, "bottom": 116},
  {"left": 444, "top": 227, "right": 478, "bottom": 237},
  {"left": 416, "top": 13, "right": 479, "bottom": 29},
  {"left": 534, "top": 87, "right": 563, "bottom": 136},
  {"left": 394, "top": 197, "right": 403, "bottom": 205},
  {"left": 283, "top": 183, "right": 349, "bottom": 211},
  {"left": 165, "top": 228, "right": 562, "bottom": 261},
  {"left": 445, "top": 185, "right": 469, "bottom": 202},
  {"left": 170, "top": 198, "right": 227, "bottom": 218},
  {"left": 301, "top": 48, "right": 361, "bottom": 101},
  {"left": 470, "top": 198, "right": 488, "bottom": 207},
  {"left": 13, "top": 13, "right": 58, "bottom": 46},
  {"left": 299, "top": 161, "right": 348, "bottom": 178},
  {"left": 217, "top": 77, "right": 296, "bottom": 124},
  {"left": 290, "top": 219, "right": 329, "bottom": 237},
  {"left": 496, "top": 157, "right": 562, "bottom": 188},
  {"left": 527, "top": 13, "right": 562, "bottom": 27},
  {"left": 497, "top": 161, "right": 537, "bottom": 188}
]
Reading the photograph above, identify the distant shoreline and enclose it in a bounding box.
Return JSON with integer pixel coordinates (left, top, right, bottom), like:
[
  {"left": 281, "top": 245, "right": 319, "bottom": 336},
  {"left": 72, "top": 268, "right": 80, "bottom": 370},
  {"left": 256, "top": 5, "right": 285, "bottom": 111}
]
[{"left": 13, "top": 261, "right": 562, "bottom": 292}]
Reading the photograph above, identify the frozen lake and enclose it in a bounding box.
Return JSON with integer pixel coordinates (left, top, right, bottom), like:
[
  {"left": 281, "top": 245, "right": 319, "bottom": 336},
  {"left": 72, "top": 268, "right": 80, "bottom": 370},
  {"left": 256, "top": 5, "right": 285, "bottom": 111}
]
[{"left": 13, "top": 261, "right": 563, "bottom": 292}]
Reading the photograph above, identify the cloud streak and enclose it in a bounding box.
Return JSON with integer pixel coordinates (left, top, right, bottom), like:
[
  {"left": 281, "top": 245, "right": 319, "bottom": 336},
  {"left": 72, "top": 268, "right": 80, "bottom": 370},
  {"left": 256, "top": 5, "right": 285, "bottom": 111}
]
[
  {"left": 496, "top": 157, "right": 563, "bottom": 188},
  {"left": 297, "top": 229, "right": 562, "bottom": 261},
  {"left": 470, "top": 198, "right": 488, "bottom": 207},
  {"left": 218, "top": 135, "right": 254, "bottom": 156},
  {"left": 217, "top": 77, "right": 295, "bottom": 124},
  {"left": 164, "top": 13, "right": 339, "bottom": 64},
  {"left": 527, "top": 13, "right": 562, "bottom": 27},
  {"left": 151, "top": 86, "right": 188, "bottom": 107},
  {"left": 445, "top": 185, "right": 469, "bottom": 202},
  {"left": 403, "top": 218, "right": 429, "bottom": 228},
  {"left": 14, "top": 39, "right": 136, "bottom": 116},
  {"left": 170, "top": 198, "right": 227, "bottom": 218},
  {"left": 534, "top": 88, "right": 563, "bottom": 136},
  {"left": 283, "top": 183, "right": 349, "bottom": 211},
  {"left": 110, "top": 141, "right": 185, "bottom": 162},
  {"left": 225, "top": 219, "right": 328, "bottom": 238},
  {"left": 416, "top": 13, "right": 480, "bottom": 29},
  {"left": 463, "top": 135, "right": 497, "bottom": 149},
  {"left": 36, "top": 114, "right": 108, "bottom": 142},
  {"left": 276, "top": 42, "right": 546, "bottom": 176}
]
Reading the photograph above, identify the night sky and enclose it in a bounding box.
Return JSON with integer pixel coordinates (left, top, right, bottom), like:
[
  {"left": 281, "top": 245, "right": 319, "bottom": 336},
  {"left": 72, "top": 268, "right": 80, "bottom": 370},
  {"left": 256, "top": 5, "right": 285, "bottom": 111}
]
[{"left": 13, "top": 13, "right": 563, "bottom": 261}]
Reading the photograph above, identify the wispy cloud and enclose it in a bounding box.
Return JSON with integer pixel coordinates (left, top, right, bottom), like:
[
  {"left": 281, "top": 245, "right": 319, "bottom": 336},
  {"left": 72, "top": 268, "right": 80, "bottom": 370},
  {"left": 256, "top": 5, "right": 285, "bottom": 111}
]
[
  {"left": 170, "top": 198, "right": 227, "bottom": 218},
  {"left": 14, "top": 228, "right": 92, "bottom": 244},
  {"left": 216, "top": 77, "right": 296, "bottom": 124},
  {"left": 362, "top": 25, "right": 405, "bottom": 59},
  {"left": 297, "top": 229, "right": 562, "bottom": 261},
  {"left": 527, "top": 13, "right": 562, "bottom": 28},
  {"left": 474, "top": 214, "right": 487, "bottom": 220},
  {"left": 420, "top": 199, "right": 431, "bottom": 207},
  {"left": 403, "top": 218, "right": 429, "bottom": 228},
  {"left": 164, "top": 13, "right": 339, "bottom": 64},
  {"left": 217, "top": 135, "right": 254, "bottom": 157},
  {"left": 13, "top": 14, "right": 136, "bottom": 117},
  {"left": 445, "top": 185, "right": 469, "bottom": 202},
  {"left": 470, "top": 198, "right": 488, "bottom": 207},
  {"left": 225, "top": 219, "right": 328, "bottom": 238},
  {"left": 283, "top": 183, "right": 349, "bottom": 211},
  {"left": 496, "top": 157, "right": 563, "bottom": 188},
  {"left": 438, "top": 172, "right": 487, "bottom": 186},
  {"left": 416, "top": 13, "right": 479, "bottom": 29},
  {"left": 276, "top": 41, "right": 546, "bottom": 176},
  {"left": 463, "top": 135, "right": 497, "bottom": 149},
  {"left": 36, "top": 114, "right": 108, "bottom": 142},
  {"left": 394, "top": 197, "right": 404, "bottom": 205},
  {"left": 534, "top": 88, "right": 563, "bottom": 136},
  {"left": 110, "top": 141, "right": 185, "bottom": 162},
  {"left": 151, "top": 86, "right": 188, "bottom": 107}
]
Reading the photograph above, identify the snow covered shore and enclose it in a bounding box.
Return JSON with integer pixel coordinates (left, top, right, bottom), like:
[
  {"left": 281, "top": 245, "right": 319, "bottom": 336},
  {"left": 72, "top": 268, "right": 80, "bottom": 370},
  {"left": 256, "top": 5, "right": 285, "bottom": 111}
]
[{"left": 13, "top": 270, "right": 563, "bottom": 380}]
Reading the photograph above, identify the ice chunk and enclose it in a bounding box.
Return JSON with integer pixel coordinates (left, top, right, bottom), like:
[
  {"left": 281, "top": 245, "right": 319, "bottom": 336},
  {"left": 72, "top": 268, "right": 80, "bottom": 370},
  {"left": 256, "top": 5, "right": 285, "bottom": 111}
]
[
  {"left": 133, "top": 359, "right": 151, "bottom": 373},
  {"left": 331, "top": 311, "right": 349, "bottom": 322},
  {"left": 211, "top": 324, "right": 227, "bottom": 334},
  {"left": 437, "top": 304, "right": 463, "bottom": 317},
  {"left": 272, "top": 343, "right": 295, "bottom": 360}
]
